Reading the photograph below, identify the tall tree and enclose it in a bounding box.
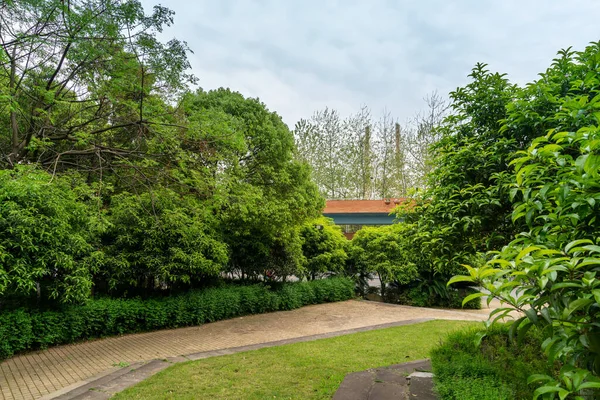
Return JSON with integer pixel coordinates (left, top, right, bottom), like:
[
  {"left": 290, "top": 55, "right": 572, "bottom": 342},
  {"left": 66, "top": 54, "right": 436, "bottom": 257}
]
[
  {"left": 294, "top": 96, "right": 445, "bottom": 200},
  {"left": 185, "top": 88, "right": 323, "bottom": 280},
  {"left": 405, "top": 92, "right": 448, "bottom": 189},
  {"left": 0, "top": 0, "right": 193, "bottom": 176}
]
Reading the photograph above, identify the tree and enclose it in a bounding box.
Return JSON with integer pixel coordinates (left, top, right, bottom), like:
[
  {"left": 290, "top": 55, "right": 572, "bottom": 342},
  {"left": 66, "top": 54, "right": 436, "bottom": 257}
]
[
  {"left": 398, "top": 64, "right": 522, "bottom": 279},
  {"left": 351, "top": 224, "right": 419, "bottom": 296},
  {"left": 0, "top": 0, "right": 193, "bottom": 176},
  {"left": 372, "top": 112, "right": 408, "bottom": 198},
  {"left": 184, "top": 88, "right": 323, "bottom": 280},
  {"left": 294, "top": 108, "right": 356, "bottom": 199},
  {"left": 405, "top": 92, "right": 448, "bottom": 189},
  {"left": 294, "top": 98, "right": 443, "bottom": 200}
]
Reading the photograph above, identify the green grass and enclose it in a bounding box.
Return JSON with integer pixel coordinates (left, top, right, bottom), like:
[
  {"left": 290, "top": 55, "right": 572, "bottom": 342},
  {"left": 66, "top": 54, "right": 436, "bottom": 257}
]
[
  {"left": 114, "top": 320, "right": 478, "bottom": 400},
  {"left": 430, "top": 325, "right": 556, "bottom": 400}
]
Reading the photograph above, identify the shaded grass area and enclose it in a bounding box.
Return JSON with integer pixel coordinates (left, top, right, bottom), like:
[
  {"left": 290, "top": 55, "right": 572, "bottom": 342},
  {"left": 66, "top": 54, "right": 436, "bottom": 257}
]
[
  {"left": 114, "top": 320, "right": 478, "bottom": 400},
  {"left": 430, "top": 325, "right": 556, "bottom": 400}
]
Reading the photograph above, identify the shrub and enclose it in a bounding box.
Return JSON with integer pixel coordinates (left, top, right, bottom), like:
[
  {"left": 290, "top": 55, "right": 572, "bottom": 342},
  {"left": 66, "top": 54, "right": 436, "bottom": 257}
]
[
  {"left": 431, "top": 325, "right": 555, "bottom": 400},
  {"left": 350, "top": 224, "right": 419, "bottom": 297},
  {"left": 452, "top": 44, "right": 600, "bottom": 397},
  {"left": 98, "top": 189, "right": 228, "bottom": 293},
  {"left": 0, "top": 277, "right": 354, "bottom": 360},
  {"left": 300, "top": 217, "right": 348, "bottom": 280},
  {"left": 0, "top": 166, "right": 98, "bottom": 304}
]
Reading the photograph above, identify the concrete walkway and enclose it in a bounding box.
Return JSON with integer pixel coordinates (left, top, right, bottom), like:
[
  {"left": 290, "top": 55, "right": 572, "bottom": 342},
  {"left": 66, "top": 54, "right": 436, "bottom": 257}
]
[{"left": 0, "top": 300, "right": 492, "bottom": 400}]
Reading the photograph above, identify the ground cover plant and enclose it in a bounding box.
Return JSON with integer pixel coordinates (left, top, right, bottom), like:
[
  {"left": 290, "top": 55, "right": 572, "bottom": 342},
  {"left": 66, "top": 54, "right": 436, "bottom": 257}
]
[
  {"left": 431, "top": 325, "right": 556, "bottom": 400},
  {"left": 112, "top": 320, "right": 477, "bottom": 400}
]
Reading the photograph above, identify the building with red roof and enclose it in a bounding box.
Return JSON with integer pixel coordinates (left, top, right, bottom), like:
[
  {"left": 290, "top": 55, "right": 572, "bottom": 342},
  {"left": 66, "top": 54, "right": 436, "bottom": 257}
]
[{"left": 322, "top": 199, "right": 408, "bottom": 238}]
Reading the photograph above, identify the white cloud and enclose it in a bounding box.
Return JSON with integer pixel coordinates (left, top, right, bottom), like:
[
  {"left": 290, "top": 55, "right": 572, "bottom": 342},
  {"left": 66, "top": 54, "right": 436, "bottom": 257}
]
[{"left": 145, "top": 0, "right": 600, "bottom": 126}]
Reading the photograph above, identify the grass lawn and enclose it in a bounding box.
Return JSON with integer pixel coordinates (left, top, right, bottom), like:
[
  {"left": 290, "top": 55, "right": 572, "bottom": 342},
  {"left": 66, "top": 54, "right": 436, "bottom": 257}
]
[{"left": 114, "top": 320, "right": 479, "bottom": 400}]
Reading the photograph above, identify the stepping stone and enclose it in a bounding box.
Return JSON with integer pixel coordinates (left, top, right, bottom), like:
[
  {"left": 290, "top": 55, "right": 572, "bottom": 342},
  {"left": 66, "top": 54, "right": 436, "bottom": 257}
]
[
  {"left": 333, "top": 359, "right": 436, "bottom": 400},
  {"left": 369, "top": 382, "right": 408, "bottom": 399},
  {"left": 333, "top": 371, "right": 375, "bottom": 400},
  {"left": 407, "top": 371, "right": 434, "bottom": 379},
  {"left": 408, "top": 375, "right": 437, "bottom": 400}
]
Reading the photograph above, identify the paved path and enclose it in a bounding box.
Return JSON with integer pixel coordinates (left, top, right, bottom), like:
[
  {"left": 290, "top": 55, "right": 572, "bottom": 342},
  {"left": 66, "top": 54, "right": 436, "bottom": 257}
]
[{"left": 0, "top": 300, "right": 493, "bottom": 400}]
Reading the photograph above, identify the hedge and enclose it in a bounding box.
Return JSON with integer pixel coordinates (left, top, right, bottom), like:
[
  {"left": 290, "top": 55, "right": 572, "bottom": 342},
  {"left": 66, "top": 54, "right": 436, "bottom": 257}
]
[{"left": 0, "top": 277, "right": 354, "bottom": 360}]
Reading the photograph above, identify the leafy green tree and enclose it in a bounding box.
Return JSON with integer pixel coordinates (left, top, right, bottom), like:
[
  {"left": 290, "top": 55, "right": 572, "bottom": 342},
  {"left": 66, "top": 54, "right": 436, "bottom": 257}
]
[
  {"left": 0, "top": 166, "right": 99, "bottom": 304},
  {"left": 399, "top": 63, "right": 523, "bottom": 279},
  {"left": 452, "top": 43, "right": 600, "bottom": 398},
  {"left": 0, "top": 0, "right": 193, "bottom": 174},
  {"left": 299, "top": 217, "right": 348, "bottom": 280},
  {"left": 183, "top": 88, "right": 323, "bottom": 280}
]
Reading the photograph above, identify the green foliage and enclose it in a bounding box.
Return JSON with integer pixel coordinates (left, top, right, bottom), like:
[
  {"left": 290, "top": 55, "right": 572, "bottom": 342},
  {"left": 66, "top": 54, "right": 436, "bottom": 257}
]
[
  {"left": 351, "top": 224, "right": 419, "bottom": 292},
  {"left": 1, "top": 0, "right": 194, "bottom": 172},
  {"left": 99, "top": 189, "right": 228, "bottom": 292},
  {"left": 450, "top": 43, "right": 600, "bottom": 398},
  {"left": 0, "top": 277, "right": 354, "bottom": 360},
  {"left": 299, "top": 217, "right": 348, "bottom": 280},
  {"left": 387, "top": 284, "right": 481, "bottom": 309},
  {"left": 1, "top": 0, "right": 325, "bottom": 306},
  {"left": 183, "top": 89, "right": 323, "bottom": 280},
  {"left": 431, "top": 326, "right": 555, "bottom": 400},
  {"left": 398, "top": 63, "right": 524, "bottom": 278},
  {"left": 0, "top": 167, "right": 99, "bottom": 304},
  {"left": 348, "top": 223, "right": 480, "bottom": 309}
]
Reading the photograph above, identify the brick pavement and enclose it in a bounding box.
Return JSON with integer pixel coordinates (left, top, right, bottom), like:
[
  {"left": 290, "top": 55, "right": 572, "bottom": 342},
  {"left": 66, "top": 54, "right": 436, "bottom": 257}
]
[{"left": 0, "top": 300, "right": 493, "bottom": 400}]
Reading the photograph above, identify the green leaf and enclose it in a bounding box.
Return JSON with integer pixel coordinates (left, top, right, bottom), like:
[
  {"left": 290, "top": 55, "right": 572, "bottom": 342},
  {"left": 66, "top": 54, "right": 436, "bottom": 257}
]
[
  {"left": 462, "top": 292, "right": 485, "bottom": 307},
  {"left": 582, "top": 245, "right": 600, "bottom": 254},
  {"left": 528, "top": 374, "right": 555, "bottom": 385},
  {"left": 447, "top": 275, "right": 474, "bottom": 286},
  {"left": 578, "top": 381, "right": 600, "bottom": 390},
  {"left": 533, "top": 385, "right": 564, "bottom": 400},
  {"left": 565, "top": 239, "right": 593, "bottom": 254},
  {"left": 584, "top": 154, "right": 600, "bottom": 176}
]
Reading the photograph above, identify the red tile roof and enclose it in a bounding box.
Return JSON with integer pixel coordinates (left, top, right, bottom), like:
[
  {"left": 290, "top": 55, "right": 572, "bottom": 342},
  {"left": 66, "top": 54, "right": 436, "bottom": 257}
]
[{"left": 323, "top": 199, "right": 409, "bottom": 214}]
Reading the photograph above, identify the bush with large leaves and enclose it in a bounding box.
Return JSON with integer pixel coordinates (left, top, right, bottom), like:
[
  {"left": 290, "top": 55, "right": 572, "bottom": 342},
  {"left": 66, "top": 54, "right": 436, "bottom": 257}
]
[{"left": 452, "top": 43, "right": 600, "bottom": 398}]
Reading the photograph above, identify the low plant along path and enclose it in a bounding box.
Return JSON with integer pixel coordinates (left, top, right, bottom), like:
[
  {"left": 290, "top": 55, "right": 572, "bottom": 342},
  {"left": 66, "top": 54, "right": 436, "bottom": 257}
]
[{"left": 0, "top": 300, "right": 489, "bottom": 400}]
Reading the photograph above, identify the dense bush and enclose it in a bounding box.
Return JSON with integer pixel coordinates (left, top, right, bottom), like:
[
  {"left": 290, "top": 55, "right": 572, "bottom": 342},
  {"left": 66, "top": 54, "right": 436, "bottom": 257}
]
[
  {"left": 98, "top": 189, "right": 228, "bottom": 293},
  {"left": 299, "top": 217, "right": 348, "bottom": 280},
  {"left": 431, "top": 326, "right": 555, "bottom": 400},
  {"left": 0, "top": 277, "right": 354, "bottom": 360},
  {"left": 0, "top": 167, "right": 100, "bottom": 304}
]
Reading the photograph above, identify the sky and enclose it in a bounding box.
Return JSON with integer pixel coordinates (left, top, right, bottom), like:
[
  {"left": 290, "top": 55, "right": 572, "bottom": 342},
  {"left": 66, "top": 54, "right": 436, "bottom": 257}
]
[{"left": 142, "top": 0, "right": 600, "bottom": 127}]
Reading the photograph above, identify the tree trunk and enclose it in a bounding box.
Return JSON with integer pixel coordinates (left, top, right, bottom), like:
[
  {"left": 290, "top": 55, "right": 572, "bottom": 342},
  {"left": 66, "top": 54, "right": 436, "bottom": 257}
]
[{"left": 8, "top": 48, "right": 20, "bottom": 165}]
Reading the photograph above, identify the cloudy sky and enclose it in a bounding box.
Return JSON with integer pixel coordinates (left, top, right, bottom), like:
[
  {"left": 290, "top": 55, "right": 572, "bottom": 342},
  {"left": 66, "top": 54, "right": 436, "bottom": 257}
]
[{"left": 143, "top": 0, "right": 600, "bottom": 127}]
